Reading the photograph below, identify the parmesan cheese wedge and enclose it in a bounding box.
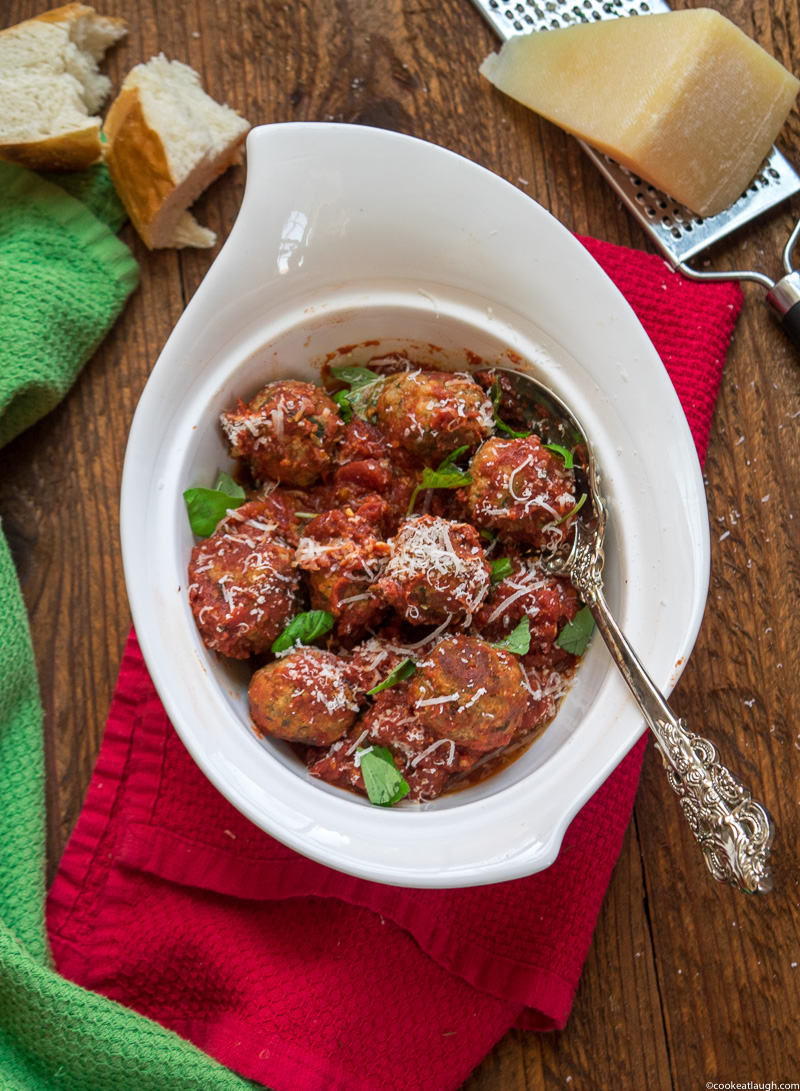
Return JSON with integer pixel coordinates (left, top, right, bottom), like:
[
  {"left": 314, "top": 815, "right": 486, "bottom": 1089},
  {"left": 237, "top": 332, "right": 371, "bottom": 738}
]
[{"left": 480, "top": 9, "right": 800, "bottom": 218}]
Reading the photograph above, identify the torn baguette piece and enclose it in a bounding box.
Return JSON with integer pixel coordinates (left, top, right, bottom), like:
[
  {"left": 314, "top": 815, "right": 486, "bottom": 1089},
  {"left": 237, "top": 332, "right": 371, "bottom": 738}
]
[
  {"left": 0, "top": 2, "right": 127, "bottom": 171},
  {"left": 102, "top": 54, "right": 251, "bottom": 249},
  {"left": 480, "top": 8, "right": 800, "bottom": 218}
]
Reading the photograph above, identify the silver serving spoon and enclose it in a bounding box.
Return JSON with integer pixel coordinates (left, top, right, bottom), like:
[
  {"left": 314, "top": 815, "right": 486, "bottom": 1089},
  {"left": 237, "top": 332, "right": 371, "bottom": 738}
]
[{"left": 496, "top": 367, "right": 775, "bottom": 895}]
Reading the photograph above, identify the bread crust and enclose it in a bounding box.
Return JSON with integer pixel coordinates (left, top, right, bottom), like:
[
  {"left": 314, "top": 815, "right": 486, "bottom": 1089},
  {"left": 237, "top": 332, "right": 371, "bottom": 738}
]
[
  {"left": 0, "top": 128, "right": 102, "bottom": 172},
  {"left": 29, "top": 2, "right": 89, "bottom": 22},
  {"left": 103, "top": 76, "right": 248, "bottom": 248},
  {"left": 28, "top": 2, "right": 125, "bottom": 34},
  {"left": 103, "top": 86, "right": 175, "bottom": 246}
]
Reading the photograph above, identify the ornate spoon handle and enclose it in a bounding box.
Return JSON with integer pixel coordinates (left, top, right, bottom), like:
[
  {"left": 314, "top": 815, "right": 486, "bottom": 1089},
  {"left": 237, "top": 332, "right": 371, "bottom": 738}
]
[{"left": 552, "top": 523, "right": 774, "bottom": 894}]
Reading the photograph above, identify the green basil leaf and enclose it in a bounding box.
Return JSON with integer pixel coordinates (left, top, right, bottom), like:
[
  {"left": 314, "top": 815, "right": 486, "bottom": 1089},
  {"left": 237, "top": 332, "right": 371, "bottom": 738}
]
[
  {"left": 341, "top": 375, "right": 385, "bottom": 422},
  {"left": 555, "top": 606, "right": 594, "bottom": 656},
  {"left": 423, "top": 468, "right": 472, "bottom": 490},
  {"left": 543, "top": 443, "right": 574, "bottom": 469},
  {"left": 358, "top": 745, "right": 410, "bottom": 806},
  {"left": 479, "top": 528, "right": 497, "bottom": 543},
  {"left": 184, "top": 486, "right": 246, "bottom": 537},
  {"left": 437, "top": 445, "right": 470, "bottom": 472},
  {"left": 489, "top": 557, "right": 513, "bottom": 584},
  {"left": 491, "top": 615, "right": 531, "bottom": 656},
  {"left": 366, "top": 658, "right": 417, "bottom": 695},
  {"left": 551, "top": 492, "right": 587, "bottom": 527},
  {"left": 330, "top": 365, "right": 380, "bottom": 388},
  {"left": 214, "top": 471, "right": 246, "bottom": 499},
  {"left": 332, "top": 389, "right": 353, "bottom": 423},
  {"left": 491, "top": 381, "right": 530, "bottom": 439},
  {"left": 271, "top": 610, "right": 335, "bottom": 654},
  {"left": 407, "top": 465, "right": 473, "bottom": 515}
]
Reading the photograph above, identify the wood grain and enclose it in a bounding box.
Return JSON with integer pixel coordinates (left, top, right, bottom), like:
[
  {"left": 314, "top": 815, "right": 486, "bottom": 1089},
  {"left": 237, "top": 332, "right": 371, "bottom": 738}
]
[{"left": 1, "top": 0, "right": 799, "bottom": 1087}]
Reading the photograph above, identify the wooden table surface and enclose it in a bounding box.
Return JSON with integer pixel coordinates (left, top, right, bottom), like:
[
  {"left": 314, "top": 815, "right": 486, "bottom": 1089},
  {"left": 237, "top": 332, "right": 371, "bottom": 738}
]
[{"left": 2, "top": 0, "right": 799, "bottom": 1087}]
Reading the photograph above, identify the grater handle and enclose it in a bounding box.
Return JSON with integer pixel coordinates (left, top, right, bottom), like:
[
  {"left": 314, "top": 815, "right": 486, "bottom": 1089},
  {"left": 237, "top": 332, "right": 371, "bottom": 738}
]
[
  {"left": 765, "top": 271, "right": 800, "bottom": 349},
  {"left": 679, "top": 262, "right": 800, "bottom": 349},
  {"left": 779, "top": 303, "right": 800, "bottom": 348}
]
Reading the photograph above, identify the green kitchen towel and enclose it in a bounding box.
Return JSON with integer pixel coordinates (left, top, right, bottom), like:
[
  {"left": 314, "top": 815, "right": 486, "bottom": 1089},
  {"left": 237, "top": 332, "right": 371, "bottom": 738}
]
[
  {"left": 0, "top": 163, "right": 254, "bottom": 1089},
  {"left": 38, "top": 163, "right": 130, "bottom": 233},
  {"left": 0, "top": 163, "right": 138, "bottom": 447}
]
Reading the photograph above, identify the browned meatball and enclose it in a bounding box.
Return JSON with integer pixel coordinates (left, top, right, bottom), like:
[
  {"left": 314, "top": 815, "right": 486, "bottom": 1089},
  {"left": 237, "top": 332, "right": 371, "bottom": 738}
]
[
  {"left": 294, "top": 496, "right": 392, "bottom": 641},
  {"left": 465, "top": 435, "right": 578, "bottom": 548},
  {"left": 341, "top": 635, "right": 409, "bottom": 698},
  {"left": 307, "top": 683, "right": 480, "bottom": 802},
  {"left": 220, "top": 379, "right": 343, "bottom": 486},
  {"left": 187, "top": 501, "right": 302, "bottom": 658},
  {"left": 377, "top": 515, "right": 491, "bottom": 626},
  {"left": 471, "top": 552, "right": 579, "bottom": 646},
  {"left": 376, "top": 370, "right": 494, "bottom": 466},
  {"left": 408, "top": 634, "right": 527, "bottom": 751},
  {"left": 249, "top": 647, "right": 360, "bottom": 745}
]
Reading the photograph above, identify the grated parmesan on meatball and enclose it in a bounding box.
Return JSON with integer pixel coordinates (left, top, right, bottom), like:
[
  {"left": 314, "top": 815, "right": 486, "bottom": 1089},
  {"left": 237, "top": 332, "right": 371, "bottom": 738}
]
[
  {"left": 377, "top": 515, "right": 491, "bottom": 626},
  {"left": 466, "top": 435, "right": 578, "bottom": 549},
  {"left": 294, "top": 496, "right": 392, "bottom": 642},
  {"left": 376, "top": 370, "right": 494, "bottom": 466},
  {"left": 221, "top": 379, "right": 343, "bottom": 487},
  {"left": 188, "top": 501, "right": 302, "bottom": 658},
  {"left": 249, "top": 647, "right": 360, "bottom": 745},
  {"left": 408, "top": 634, "right": 527, "bottom": 751}
]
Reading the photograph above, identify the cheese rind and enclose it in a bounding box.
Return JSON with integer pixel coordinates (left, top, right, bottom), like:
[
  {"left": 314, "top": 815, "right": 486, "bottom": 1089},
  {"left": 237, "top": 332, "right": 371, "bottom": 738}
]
[{"left": 480, "top": 9, "right": 800, "bottom": 217}]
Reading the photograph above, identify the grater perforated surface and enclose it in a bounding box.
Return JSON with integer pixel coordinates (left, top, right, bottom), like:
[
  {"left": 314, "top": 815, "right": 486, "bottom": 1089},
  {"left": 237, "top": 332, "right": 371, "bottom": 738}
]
[{"left": 471, "top": 0, "right": 800, "bottom": 265}]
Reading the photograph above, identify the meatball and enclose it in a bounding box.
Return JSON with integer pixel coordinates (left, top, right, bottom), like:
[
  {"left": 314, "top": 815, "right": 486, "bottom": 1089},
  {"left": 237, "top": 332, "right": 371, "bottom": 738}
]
[
  {"left": 305, "top": 567, "right": 388, "bottom": 644},
  {"left": 250, "top": 484, "right": 333, "bottom": 548},
  {"left": 307, "top": 683, "right": 480, "bottom": 802},
  {"left": 326, "top": 419, "right": 419, "bottom": 529},
  {"left": 294, "top": 496, "right": 392, "bottom": 641},
  {"left": 249, "top": 647, "right": 360, "bottom": 745},
  {"left": 376, "top": 370, "right": 494, "bottom": 466},
  {"left": 341, "top": 635, "right": 409, "bottom": 697},
  {"left": 188, "top": 501, "right": 302, "bottom": 658},
  {"left": 471, "top": 552, "right": 579, "bottom": 645},
  {"left": 408, "top": 634, "right": 527, "bottom": 751},
  {"left": 377, "top": 515, "right": 491, "bottom": 626},
  {"left": 220, "top": 379, "right": 343, "bottom": 487},
  {"left": 465, "top": 435, "right": 578, "bottom": 548}
]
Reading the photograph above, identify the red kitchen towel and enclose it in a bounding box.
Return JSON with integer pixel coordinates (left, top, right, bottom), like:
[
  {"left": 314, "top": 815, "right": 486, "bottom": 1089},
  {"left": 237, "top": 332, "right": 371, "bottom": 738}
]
[{"left": 46, "top": 237, "right": 742, "bottom": 1091}]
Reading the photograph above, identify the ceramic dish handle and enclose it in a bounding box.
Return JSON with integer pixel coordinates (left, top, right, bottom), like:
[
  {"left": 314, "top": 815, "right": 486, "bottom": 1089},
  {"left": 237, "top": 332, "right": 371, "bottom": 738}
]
[{"left": 559, "top": 522, "right": 775, "bottom": 895}]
